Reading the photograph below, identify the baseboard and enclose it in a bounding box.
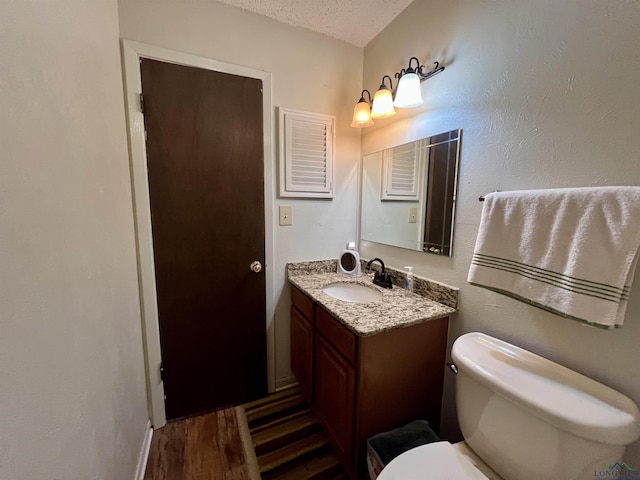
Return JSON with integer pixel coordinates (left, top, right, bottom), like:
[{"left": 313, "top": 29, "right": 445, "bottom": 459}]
[
  {"left": 275, "top": 375, "right": 297, "bottom": 391},
  {"left": 134, "top": 420, "right": 153, "bottom": 480}
]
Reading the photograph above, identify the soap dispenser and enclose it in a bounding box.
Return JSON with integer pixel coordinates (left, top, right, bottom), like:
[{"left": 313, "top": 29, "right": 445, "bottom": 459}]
[{"left": 404, "top": 266, "right": 414, "bottom": 292}]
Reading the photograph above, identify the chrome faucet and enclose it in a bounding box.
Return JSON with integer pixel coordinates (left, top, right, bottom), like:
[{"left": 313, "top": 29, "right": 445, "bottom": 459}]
[{"left": 365, "top": 258, "right": 393, "bottom": 289}]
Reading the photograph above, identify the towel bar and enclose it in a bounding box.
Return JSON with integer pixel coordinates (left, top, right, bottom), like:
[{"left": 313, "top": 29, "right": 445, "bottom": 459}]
[{"left": 479, "top": 190, "right": 501, "bottom": 202}]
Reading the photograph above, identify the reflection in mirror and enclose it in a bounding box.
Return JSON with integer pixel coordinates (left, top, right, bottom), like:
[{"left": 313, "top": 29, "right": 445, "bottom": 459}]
[{"left": 360, "top": 129, "right": 461, "bottom": 256}]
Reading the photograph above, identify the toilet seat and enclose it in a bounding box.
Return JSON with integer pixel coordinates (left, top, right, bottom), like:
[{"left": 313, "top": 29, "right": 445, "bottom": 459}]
[{"left": 377, "top": 441, "right": 501, "bottom": 480}]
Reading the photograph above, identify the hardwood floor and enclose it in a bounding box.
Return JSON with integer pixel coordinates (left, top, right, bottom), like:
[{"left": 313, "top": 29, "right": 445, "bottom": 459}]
[
  {"left": 143, "top": 387, "right": 347, "bottom": 480},
  {"left": 144, "top": 407, "right": 259, "bottom": 480}
]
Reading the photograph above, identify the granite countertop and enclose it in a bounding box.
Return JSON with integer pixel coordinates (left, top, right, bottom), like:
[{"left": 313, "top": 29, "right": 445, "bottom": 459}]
[{"left": 288, "top": 269, "right": 457, "bottom": 337}]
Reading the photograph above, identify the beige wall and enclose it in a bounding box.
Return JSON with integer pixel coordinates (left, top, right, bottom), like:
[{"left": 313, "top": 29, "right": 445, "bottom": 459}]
[
  {"left": 362, "top": 0, "right": 640, "bottom": 463},
  {"left": 6, "top": 0, "right": 634, "bottom": 473},
  {"left": 118, "top": 0, "right": 363, "bottom": 388},
  {"left": 0, "top": 1, "right": 149, "bottom": 479}
]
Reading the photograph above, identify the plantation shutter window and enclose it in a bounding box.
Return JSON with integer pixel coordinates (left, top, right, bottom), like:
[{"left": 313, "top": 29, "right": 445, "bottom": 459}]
[
  {"left": 381, "top": 141, "right": 425, "bottom": 201},
  {"left": 279, "top": 108, "right": 335, "bottom": 198}
]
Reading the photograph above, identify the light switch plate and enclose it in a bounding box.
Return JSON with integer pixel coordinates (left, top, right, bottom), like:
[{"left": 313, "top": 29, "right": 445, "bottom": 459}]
[
  {"left": 279, "top": 205, "right": 293, "bottom": 226},
  {"left": 408, "top": 207, "right": 417, "bottom": 223}
]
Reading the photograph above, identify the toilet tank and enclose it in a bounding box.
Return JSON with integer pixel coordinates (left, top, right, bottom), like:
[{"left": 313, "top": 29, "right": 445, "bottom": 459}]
[{"left": 451, "top": 332, "right": 640, "bottom": 480}]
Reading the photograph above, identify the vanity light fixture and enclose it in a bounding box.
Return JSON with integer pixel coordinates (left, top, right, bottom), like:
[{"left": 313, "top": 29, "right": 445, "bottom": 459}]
[
  {"left": 394, "top": 57, "right": 424, "bottom": 108},
  {"left": 350, "top": 58, "right": 445, "bottom": 128},
  {"left": 350, "top": 89, "right": 374, "bottom": 128},
  {"left": 395, "top": 60, "right": 444, "bottom": 108},
  {"left": 370, "top": 75, "right": 396, "bottom": 119}
]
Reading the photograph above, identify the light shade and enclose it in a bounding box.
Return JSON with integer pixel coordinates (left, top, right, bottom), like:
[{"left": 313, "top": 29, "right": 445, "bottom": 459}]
[
  {"left": 351, "top": 99, "right": 374, "bottom": 128},
  {"left": 394, "top": 72, "right": 423, "bottom": 108},
  {"left": 371, "top": 87, "right": 396, "bottom": 119}
]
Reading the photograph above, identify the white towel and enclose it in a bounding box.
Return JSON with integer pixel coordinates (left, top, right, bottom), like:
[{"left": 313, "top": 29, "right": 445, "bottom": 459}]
[{"left": 467, "top": 187, "right": 640, "bottom": 328}]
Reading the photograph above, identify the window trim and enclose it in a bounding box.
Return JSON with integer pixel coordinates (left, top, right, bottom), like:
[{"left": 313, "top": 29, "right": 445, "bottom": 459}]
[{"left": 278, "top": 107, "right": 335, "bottom": 199}]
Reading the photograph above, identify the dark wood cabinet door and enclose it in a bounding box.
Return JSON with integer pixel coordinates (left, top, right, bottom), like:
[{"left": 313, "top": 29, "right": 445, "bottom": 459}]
[
  {"left": 290, "top": 306, "right": 314, "bottom": 402},
  {"left": 315, "top": 334, "right": 355, "bottom": 468}
]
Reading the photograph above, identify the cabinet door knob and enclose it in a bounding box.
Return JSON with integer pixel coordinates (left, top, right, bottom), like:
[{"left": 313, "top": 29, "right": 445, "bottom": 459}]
[{"left": 250, "top": 261, "right": 262, "bottom": 273}]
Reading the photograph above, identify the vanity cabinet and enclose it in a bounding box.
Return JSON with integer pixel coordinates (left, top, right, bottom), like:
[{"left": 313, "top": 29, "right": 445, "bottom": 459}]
[
  {"left": 290, "top": 284, "right": 449, "bottom": 479},
  {"left": 315, "top": 332, "right": 356, "bottom": 461},
  {"left": 315, "top": 306, "right": 357, "bottom": 462},
  {"left": 290, "top": 286, "right": 315, "bottom": 401}
]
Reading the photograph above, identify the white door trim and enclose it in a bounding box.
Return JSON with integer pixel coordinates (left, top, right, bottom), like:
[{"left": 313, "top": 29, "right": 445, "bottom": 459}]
[
  {"left": 133, "top": 420, "right": 153, "bottom": 480},
  {"left": 120, "top": 40, "right": 276, "bottom": 428}
]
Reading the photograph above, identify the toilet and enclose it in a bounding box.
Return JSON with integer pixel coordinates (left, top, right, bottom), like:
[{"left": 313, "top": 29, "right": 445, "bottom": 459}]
[{"left": 378, "top": 332, "right": 640, "bottom": 480}]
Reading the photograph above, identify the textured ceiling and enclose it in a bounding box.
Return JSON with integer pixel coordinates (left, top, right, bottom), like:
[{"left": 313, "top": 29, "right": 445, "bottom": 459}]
[{"left": 214, "top": 0, "right": 415, "bottom": 47}]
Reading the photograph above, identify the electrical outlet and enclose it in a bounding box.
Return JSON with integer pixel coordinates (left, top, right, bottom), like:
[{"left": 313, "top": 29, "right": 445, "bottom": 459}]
[
  {"left": 408, "top": 207, "right": 417, "bottom": 223},
  {"left": 279, "top": 205, "right": 293, "bottom": 226}
]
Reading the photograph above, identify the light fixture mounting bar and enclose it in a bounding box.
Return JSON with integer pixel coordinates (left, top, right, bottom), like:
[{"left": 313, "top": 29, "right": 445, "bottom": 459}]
[{"left": 418, "top": 61, "right": 445, "bottom": 82}]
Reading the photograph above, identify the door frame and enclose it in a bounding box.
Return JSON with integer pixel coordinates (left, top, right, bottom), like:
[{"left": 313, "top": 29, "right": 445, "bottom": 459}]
[{"left": 121, "top": 40, "right": 276, "bottom": 428}]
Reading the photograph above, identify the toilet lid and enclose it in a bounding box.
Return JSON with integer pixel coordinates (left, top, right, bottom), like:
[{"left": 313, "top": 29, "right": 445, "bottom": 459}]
[{"left": 377, "top": 441, "right": 490, "bottom": 480}]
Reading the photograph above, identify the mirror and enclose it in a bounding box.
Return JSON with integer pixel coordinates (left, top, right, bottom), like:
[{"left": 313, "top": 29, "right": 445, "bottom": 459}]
[
  {"left": 337, "top": 250, "right": 361, "bottom": 276},
  {"left": 340, "top": 252, "right": 357, "bottom": 272},
  {"left": 360, "top": 129, "right": 461, "bottom": 256}
]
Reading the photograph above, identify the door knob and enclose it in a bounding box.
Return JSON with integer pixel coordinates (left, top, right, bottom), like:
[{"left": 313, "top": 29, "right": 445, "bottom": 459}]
[{"left": 250, "top": 261, "right": 262, "bottom": 273}]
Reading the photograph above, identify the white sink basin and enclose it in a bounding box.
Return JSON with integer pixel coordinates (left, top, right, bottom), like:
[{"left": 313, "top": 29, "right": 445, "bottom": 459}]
[{"left": 322, "top": 283, "right": 383, "bottom": 303}]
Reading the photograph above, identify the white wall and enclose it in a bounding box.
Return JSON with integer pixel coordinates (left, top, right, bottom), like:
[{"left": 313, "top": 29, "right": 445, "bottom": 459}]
[
  {"left": 118, "top": 0, "right": 363, "bottom": 388},
  {"left": 361, "top": 151, "right": 423, "bottom": 250},
  {"left": 361, "top": 0, "right": 640, "bottom": 463},
  {"left": 0, "top": 1, "right": 149, "bottom": 479}
]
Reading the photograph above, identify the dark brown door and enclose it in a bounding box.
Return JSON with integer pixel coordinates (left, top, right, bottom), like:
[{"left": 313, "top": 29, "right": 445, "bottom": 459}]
[
  {"left": 140, "top": 58, "right": 266, "bottom": 420},
  {"left": 424, "top": 130, "right": 458, "bottom": 256}
]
